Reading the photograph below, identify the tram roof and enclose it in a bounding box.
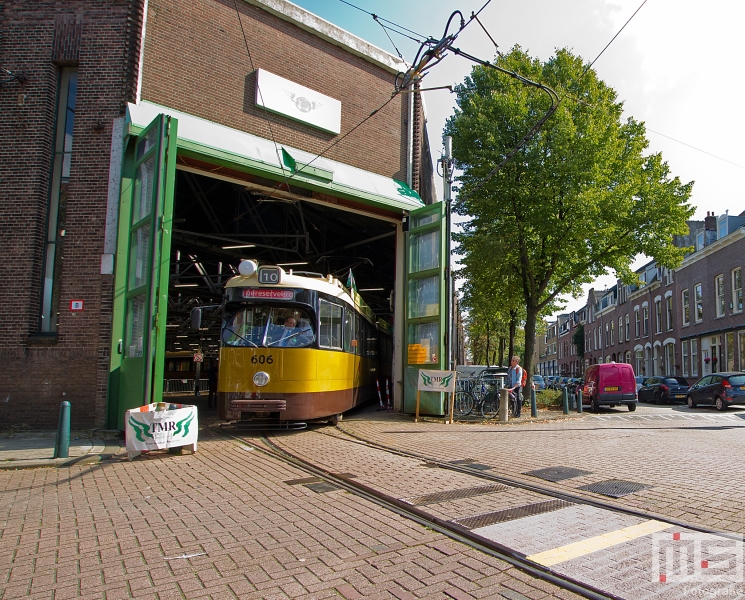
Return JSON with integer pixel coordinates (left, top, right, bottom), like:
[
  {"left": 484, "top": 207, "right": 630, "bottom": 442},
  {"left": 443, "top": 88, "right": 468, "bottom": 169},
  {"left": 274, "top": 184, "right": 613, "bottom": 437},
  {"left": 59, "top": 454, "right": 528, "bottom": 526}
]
[{"left": 225, "top": 268, "right": 377, "bottom": 325}]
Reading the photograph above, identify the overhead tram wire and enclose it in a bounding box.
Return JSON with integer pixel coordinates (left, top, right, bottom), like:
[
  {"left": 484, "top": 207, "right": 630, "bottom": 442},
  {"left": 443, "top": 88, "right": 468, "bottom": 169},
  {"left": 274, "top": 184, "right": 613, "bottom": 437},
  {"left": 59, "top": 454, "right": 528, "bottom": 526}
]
[
  {"left": 336, "top": 0, "right": 427, "bottom": 39},
  {"left": 232, "top": 0, "right": 294, "bottom": 193},
  {"left": 647, "top": 128, "right": 745, "bottom": 171}
]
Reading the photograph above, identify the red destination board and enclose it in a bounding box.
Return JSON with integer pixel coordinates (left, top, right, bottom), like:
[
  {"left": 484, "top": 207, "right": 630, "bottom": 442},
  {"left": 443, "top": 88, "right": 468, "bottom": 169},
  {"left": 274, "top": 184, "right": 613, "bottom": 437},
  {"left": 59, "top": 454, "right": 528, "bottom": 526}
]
[{"left": 241, "top": 288, "right": 294, "bottom": 300}]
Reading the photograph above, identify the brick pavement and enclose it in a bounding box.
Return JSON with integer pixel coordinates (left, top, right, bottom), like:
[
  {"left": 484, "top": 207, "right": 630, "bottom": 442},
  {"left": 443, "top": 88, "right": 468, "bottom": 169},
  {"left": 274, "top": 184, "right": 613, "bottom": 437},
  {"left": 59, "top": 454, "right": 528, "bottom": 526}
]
[
  {"left": 268, "top": 406, "right": 745, "bottom": 599},
  {"left": 0, "top": 424, "right": 582, "bottom": 599},
  {"left": 336, "top": 406, "right": 745, "bottom": 535}
]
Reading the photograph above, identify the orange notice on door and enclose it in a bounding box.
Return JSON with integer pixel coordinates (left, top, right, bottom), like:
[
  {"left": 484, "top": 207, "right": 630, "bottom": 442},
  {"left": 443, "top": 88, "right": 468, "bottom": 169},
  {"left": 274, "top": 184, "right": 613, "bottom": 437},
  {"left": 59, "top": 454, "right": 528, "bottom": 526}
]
[{"left": 408, "top": 344, "right": 427, "bottom": 364}]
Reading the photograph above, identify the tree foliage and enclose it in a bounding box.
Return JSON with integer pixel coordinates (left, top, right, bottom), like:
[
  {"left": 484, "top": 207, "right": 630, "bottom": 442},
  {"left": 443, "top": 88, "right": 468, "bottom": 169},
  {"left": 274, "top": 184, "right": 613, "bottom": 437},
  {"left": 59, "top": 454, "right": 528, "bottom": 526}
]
[{"left": 447, "top": 47, "right": 694, "bottom": 381}]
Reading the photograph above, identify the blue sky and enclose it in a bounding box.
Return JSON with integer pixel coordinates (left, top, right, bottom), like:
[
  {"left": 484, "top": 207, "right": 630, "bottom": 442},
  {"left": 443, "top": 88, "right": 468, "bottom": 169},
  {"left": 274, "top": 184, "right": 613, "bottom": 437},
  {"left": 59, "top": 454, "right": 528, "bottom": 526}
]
[{"left": 288, "top": 0, "right": 745, "bottom": 314}]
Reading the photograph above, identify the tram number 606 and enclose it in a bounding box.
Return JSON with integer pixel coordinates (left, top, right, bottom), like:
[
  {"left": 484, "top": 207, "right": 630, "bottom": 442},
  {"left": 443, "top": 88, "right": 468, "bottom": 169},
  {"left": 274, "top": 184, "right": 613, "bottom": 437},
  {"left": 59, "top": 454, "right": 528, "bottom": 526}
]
[{"left": 251, "top": 355, "right": 274, "bottom": 364}]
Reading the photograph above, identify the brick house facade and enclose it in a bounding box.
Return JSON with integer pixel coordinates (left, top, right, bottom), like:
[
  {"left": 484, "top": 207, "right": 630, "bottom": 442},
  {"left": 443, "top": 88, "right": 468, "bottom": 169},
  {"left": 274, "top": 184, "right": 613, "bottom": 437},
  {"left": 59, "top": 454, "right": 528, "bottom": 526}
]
[
  {"left": 1, "top": 0, "right": 435, "bottom": 428},
  {"left": 539, "top": 212, "right": 745, "bottom": 384}
]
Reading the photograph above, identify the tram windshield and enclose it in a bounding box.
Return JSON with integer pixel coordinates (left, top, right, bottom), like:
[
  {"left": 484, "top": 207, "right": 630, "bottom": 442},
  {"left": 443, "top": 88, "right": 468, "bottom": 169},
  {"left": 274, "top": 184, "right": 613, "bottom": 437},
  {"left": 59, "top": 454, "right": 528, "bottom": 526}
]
[{"left": 222, "top": 305, "right": 315, "bottom": 348}]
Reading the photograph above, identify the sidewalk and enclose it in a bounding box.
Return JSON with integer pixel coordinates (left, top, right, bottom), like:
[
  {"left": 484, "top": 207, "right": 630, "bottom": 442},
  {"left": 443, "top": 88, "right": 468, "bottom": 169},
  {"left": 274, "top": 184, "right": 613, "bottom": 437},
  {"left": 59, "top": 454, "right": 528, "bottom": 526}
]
[{"left": 0, "top": 430, "right": 123, "bottom": 470}]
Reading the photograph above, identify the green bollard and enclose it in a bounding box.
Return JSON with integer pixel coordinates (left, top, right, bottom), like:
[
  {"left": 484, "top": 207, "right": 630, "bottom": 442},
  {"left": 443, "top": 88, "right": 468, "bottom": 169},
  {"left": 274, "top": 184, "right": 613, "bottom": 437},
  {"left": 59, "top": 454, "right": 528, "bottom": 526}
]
[
  {"left": 562, "top": 387, "right": 569, "bottom": 415},
  {"left": 577, "top": 389, "right": 583, "bottom": 414},
  {"left": 531, "top": 388, "right": 537, "bottom": 418},
  {"left": 54, "top": 401, "right": 71, "bottom": 459}
]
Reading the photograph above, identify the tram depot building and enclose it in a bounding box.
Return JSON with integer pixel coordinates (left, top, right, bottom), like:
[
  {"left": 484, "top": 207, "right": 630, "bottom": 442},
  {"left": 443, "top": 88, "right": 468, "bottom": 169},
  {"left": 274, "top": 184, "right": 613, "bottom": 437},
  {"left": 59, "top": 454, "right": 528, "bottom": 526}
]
[{"left": 0, "top": 0, "right": 445, "bottom": 429}]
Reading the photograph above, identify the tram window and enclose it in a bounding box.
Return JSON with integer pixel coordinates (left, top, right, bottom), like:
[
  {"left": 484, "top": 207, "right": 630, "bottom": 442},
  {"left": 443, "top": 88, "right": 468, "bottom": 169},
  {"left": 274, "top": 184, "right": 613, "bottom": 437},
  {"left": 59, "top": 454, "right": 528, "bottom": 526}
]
[
  {"left": 319, "top": 300, "right": 342, "bottom": 349},
  {"left": 222, "top": 306, "right": 315, "bottom": 348}
]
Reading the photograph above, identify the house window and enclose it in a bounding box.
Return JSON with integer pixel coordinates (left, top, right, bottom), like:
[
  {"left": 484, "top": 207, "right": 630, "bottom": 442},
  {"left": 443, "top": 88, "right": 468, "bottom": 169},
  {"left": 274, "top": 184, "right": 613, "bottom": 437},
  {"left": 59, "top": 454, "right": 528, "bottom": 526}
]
[
  {"left": 682, "top": 289, "right": 690, "bottom": 326},
  {"left": 625, "top": 314, "right": 629, "bottom": 341},
  {"left": 610, "top": 321, "right": 614, "bottom": 345},
  {"left": 605, "top": 323, "right": 609, "bottom": 346},
  {"left": 733, "top": 268, "right": 742, "bottom": 313},
  {"left": 666, "top": 296, "right": 673, "bottom": 331},
  {"left": 618, "top": 317, "right": 623, "bottom": 343},
  {"left": 696, "top": 231, "right": 704, "bottom": 251},
  {"left": 716, "top": 274, "right": 725, "bottom": 318},
  {"left": 681, "top": 341, "right": 689, "bottom": 377},
  {"left": 691, "top": 339, "right": 698, "bottom": 376},
  {"left": 643, "top": 306, "right": 649, "bottom": 336},
  {"left": 694, "top": 284, "right": 703, "bottom": 322},
  {"left": 635, "top": 309, "right": 640, "bottom": 338},
  {"left": 665, "top": 268, "right": 674, "bottom": 285},
  {"left": 655, "top": 300, "right": 662, "bottom": 333},
  {"left": 635, "top": 349, "right": 643, "bottom": 375},
  {"left": 40, "top": 68, "right": 78, "bottom": 333}
]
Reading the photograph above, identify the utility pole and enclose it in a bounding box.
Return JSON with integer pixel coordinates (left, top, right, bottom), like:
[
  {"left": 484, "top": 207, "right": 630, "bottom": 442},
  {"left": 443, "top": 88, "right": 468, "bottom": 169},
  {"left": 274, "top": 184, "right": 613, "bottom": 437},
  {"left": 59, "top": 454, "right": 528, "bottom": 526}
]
[{"left": 442, "top": 136, "right": 454, "bottom": 371}]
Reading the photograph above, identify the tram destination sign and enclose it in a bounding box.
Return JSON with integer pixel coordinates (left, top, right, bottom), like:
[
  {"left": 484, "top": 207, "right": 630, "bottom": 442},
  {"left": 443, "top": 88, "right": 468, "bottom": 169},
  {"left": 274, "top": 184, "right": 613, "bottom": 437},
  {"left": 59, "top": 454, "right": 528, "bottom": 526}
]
[{"left": 242, "top": 288, "right": 294, "bottom": 300}]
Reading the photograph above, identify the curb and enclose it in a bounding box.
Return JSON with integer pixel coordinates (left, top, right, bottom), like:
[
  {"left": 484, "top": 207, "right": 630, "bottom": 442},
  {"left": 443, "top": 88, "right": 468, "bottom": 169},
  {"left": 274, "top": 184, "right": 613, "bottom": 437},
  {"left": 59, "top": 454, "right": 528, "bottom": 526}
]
[{"left": 0, "top": 440, "right": 123, "bottom": 471}]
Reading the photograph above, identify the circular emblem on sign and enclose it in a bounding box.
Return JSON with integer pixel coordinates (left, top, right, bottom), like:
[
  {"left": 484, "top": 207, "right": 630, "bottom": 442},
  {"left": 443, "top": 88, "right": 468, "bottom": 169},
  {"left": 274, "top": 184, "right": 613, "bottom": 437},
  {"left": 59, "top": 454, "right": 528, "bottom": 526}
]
[{"left": 295, "top": 96, "right": 312, "bottom": 113}]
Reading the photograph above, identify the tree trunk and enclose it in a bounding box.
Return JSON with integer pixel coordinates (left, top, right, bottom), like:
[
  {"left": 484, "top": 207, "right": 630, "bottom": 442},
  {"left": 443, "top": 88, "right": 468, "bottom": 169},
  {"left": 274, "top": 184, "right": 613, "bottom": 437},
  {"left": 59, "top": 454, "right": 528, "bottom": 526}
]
[
  {"left": 508, "top": 310, "right": 516, "bottom": 364},
  {"left": 485, "top": 321, "right": 491, "bottom": 366},
  {"left": 523, "top": 301, "right": 540, "bottom": 390}
]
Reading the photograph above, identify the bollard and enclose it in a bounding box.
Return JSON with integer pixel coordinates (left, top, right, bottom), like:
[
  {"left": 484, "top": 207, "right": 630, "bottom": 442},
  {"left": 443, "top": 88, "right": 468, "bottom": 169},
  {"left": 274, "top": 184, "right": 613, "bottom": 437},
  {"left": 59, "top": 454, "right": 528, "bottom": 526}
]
[
  {"left": 562, "top": 387, "right": 569, "bottom": 415},
  {"left": 54, "top": 401, "right": 71, "bottom": 459},
  {"left": 531, "top": 388, "right": 537, "bottom": 418},
  {"left": 577, "top": 389, "right": 583, "bottom": 414},
  {"left": 499, "top": 388, "right": 509, "bottom": 423}
]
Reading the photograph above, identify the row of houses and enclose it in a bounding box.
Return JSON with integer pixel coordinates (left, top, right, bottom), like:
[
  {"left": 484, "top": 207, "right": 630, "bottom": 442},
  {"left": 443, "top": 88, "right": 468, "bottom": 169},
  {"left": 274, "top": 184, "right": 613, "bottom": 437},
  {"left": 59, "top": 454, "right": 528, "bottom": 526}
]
[{"left": 536, "top": 210, "right": 745, "bottom": 381}]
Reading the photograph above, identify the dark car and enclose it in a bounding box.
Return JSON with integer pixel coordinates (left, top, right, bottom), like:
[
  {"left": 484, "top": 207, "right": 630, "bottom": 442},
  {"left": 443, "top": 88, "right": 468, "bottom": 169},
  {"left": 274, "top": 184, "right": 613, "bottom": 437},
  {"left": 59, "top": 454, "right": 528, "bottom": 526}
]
[
  {"left": 638, "top": 376, "right": 690, "bottom": 404},
  {"left": 532, "top": 374, "right": 546, "bottom": 391},
  {"left": 686, "top": 372, "right": 745, "bottom": 411}
]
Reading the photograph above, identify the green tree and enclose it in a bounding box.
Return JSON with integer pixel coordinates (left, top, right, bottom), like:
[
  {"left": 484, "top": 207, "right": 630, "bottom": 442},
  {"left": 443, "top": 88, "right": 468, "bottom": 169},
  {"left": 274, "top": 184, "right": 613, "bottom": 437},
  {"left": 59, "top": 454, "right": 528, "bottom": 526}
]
[
  {"left": 572, "top": 324, "right": 585, "bottom": 366},
  {"left": 446, "top": 47, "right": 694, "bottom": 386}
]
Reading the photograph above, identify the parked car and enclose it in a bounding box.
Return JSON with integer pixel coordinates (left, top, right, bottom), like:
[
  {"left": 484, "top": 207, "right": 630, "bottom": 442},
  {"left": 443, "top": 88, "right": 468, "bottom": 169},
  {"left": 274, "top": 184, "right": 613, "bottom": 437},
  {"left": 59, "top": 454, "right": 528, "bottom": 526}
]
[
  {"left": 582, "top": 363, "right": 637, "bottom": 411},
  {"left": 686, "top": 372, "right": 745, "bottom": 411},
  {"left": 634, "top": 375, "right": 647, "bottom": 393},
  {"left": 638, "top": 376, "right": 690, "bottom": 404},
  {"left": 532, "top": 374, "right": 546, "bottom": 391},
  {"left": 545, "top": 375, "right": 558, "bottom": 389}
]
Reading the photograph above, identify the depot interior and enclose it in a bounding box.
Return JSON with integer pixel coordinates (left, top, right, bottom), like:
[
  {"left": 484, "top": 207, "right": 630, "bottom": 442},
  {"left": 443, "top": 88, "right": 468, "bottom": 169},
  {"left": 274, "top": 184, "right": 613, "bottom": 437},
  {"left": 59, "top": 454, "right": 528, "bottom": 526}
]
[{"left": 164, "top": 167, "right": 397, "bottom": 359}]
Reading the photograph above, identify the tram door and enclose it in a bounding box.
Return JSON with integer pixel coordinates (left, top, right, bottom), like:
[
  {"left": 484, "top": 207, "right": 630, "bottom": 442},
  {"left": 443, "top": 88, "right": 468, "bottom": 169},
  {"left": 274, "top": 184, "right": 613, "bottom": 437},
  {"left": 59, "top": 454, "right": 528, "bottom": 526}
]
[
  {"left": 107, "top": 114, "right": 178, "bottom": 429},
  {"left": 403, "top": 201, "right": 447, "bottom": 415}
]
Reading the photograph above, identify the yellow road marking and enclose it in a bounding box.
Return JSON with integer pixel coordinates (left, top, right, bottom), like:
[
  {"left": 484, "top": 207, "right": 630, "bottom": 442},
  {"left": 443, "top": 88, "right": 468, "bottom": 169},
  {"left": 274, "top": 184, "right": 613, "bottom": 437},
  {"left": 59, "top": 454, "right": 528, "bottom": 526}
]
[{"left": 526, "top": 519, "right": 674, "bottom": 567}]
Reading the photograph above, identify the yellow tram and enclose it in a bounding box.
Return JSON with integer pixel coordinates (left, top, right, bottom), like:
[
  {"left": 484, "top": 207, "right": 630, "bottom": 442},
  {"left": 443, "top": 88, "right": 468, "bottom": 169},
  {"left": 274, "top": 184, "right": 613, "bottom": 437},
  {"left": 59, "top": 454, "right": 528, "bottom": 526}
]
[{"left": 215, "top": 261, "right": 390, "bottom": 423}]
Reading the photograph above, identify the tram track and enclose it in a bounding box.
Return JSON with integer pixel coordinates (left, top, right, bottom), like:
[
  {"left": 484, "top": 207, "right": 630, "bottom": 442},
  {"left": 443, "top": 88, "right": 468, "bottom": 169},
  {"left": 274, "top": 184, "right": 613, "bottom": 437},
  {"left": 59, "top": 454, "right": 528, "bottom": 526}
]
[
  {"left": 326, "top": 422, "right": 742, "bottom": 542},
  {"left": 213, "top": 423, "right": 619, "bottom": 600}
]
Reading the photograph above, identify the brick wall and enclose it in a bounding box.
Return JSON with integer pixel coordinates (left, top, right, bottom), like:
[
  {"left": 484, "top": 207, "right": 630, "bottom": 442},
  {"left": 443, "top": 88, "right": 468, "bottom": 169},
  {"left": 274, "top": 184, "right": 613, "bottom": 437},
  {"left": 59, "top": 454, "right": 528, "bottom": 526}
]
[
  {"left": 0, "top": 0, "right": 142, "bottom": 428},
  {"left": 141, "top": 0, "right": 408, "bottom": 182}
]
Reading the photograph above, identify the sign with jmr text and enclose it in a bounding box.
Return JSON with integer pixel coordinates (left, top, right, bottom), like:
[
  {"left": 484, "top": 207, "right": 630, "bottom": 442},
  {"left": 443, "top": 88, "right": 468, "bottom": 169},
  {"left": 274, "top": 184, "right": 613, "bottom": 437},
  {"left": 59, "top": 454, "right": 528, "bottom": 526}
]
[
  {"left": 417, "top": 370, "right": 456, "bottom": 393},
  {"left": 255, "top": 69, "right": 342, "bottom": 134},
  {"left": 125, "top": 403, "right": 198, "bottom": 461}
]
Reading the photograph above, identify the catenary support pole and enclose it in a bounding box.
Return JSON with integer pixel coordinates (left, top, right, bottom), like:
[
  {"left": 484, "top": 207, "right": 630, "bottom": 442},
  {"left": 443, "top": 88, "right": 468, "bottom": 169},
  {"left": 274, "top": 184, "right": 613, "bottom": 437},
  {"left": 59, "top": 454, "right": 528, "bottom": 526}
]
[
  {"left": 54, "top": 401, "right": 71, "bottom": 459},
  {"left": 443, "top": 136, "right": 454, "bottom": 372}
]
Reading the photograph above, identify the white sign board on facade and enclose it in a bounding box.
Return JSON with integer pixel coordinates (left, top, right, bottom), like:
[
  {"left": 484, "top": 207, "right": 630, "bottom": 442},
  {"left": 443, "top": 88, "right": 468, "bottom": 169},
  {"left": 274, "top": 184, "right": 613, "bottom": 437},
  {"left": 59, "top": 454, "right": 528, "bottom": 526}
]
[
  {"left": 417, "top": 370, "right": 456, "bottom": 393},
  {"left": 255, "top": 69, "right": 341, "bottom": 135}
]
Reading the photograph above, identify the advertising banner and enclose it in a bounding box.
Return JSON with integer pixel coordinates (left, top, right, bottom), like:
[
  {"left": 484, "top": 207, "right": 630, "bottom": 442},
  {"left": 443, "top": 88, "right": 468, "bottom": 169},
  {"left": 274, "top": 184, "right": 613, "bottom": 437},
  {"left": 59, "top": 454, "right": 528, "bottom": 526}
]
[{"left": 125, "top": 403, "right": 198, "bottom": 461}]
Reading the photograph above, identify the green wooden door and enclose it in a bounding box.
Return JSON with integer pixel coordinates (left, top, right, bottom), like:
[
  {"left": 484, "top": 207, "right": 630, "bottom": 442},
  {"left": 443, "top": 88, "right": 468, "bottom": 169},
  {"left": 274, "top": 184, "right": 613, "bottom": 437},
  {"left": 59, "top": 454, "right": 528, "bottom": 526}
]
[
  {"left": 403, "top": 202, "right": 447, "bottom": 415},
  {"left": 108, "top": 114, "right": 178, "bottom": 429}
]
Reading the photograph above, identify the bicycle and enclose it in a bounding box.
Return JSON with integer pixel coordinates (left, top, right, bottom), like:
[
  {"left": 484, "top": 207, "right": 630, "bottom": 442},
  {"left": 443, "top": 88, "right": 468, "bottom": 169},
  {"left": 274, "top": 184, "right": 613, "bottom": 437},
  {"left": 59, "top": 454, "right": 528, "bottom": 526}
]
[{"left": 480, "top": 387, "right": 519, "bottom": 419}]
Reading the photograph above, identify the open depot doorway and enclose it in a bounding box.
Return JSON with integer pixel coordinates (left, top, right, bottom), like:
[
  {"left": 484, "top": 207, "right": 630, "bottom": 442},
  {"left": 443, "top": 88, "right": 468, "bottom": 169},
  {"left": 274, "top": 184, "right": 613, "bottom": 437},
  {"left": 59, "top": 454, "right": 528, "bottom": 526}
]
[{"left": 161, "top": 166, "right": 399, "bottom": 393}]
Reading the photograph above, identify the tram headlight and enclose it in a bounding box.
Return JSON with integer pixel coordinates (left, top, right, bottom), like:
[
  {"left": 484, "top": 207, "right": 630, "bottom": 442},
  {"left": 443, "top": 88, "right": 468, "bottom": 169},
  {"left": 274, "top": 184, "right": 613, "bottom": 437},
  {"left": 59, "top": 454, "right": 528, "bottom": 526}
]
[{"left": 253, "top": 371, "right": 270, "bottom": 387}]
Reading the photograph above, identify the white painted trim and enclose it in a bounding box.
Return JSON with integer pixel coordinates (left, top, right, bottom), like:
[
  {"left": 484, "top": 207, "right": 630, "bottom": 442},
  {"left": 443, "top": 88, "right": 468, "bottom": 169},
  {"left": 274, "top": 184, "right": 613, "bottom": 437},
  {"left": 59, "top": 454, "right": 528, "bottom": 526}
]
[
  {"left": 135, "top": 0, "right": 149, "bottom": 105},
  {"left": 101, "top": 117, "right": 126, "bottom": 275}
]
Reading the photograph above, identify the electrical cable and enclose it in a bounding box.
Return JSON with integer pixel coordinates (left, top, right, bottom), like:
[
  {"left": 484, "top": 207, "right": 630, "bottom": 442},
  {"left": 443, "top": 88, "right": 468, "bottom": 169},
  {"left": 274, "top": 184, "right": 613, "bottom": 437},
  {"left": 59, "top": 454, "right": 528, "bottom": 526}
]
[
  {"left": 232, "top": 0, "right": 293, "bottom": 190},
  {"left": 647, "top": 129, "right": 745, "bottom": 170},
  {"left": 336, "top": 0, "right": 427, "bottom": 39}
]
